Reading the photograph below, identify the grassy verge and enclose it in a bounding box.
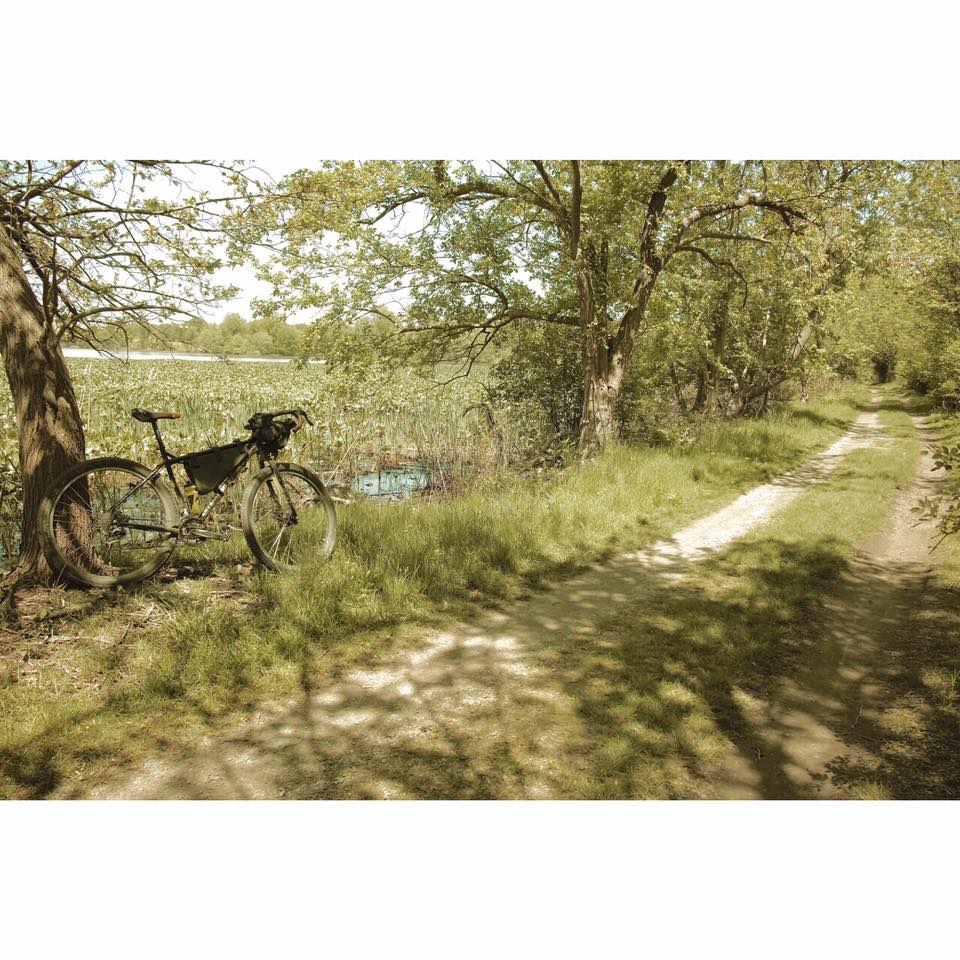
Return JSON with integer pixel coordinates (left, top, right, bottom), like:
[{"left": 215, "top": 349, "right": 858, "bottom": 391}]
[
  {"left": 525, "top": 391, "right": 923, "bottom": 797},
  {"left": 836, "top": 390, "right": 960, "bottom": 799},
  {"left": 0, "top": 385, "right": 868, "bottom": 798}
]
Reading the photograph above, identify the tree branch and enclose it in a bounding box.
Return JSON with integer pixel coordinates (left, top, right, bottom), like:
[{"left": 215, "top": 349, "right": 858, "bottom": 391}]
[
  {"left": 673, "top": 243, "right": 750, "bottom": 307},
  {"left": 569, "top": 161, "right": 583, "bottom": 259}
]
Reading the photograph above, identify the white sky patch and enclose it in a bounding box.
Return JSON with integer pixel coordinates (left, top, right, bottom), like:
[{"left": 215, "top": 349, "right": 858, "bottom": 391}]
[
  {"left": 128, "top": 160, "right": 546, "bottom": 325},
  {"left": 119, "top": 160, "right": 314, "bottom": 325}
]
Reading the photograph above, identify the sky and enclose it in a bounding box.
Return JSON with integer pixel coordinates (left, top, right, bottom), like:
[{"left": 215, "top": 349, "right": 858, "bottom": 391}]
[
  {"left": 207, "top": 161, "right": 436, "bottom": 326},
  {"left": 212, "top": 257, "right": 286, "bottom": 324},
  {"left": 90, "top": 160, "right": 505, "bottom": 326},
  {"left": 177, "top": 161, "right": 306, "bottom": 324}
]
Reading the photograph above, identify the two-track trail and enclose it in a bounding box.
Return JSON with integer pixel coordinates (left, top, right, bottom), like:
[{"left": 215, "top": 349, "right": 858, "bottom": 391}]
[{"left": 85, "top": 397, "right": 940, "bottom": 799}]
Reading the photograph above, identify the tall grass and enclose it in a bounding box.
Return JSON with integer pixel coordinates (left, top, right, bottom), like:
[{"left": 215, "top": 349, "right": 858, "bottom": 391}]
[
  {"left": 0, "top": 385, "right": 869, "bottom": 796},
  {"left": 0, "top": 357, "right": 508, "bottom": 571}
]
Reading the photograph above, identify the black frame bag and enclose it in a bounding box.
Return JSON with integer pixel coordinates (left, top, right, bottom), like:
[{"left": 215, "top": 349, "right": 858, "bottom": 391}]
[{"left": 185, "top": 441, "right": 251, "bottom": 494}]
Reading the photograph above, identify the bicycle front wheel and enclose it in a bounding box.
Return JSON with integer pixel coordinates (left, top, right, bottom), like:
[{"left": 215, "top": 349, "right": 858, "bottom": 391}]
[
  {"left": 241, "top": 462, "right": 336, "bottom": 572},
  {"left": 40, "top": 457, "right": 179, "bottom": 587}
]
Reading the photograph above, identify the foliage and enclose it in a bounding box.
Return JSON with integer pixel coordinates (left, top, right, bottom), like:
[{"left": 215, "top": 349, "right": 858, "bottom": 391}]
[
  {"left": 67, "top": 311, "right": 304, "bottom": 358},
  {"left": 486, "top": 322, "right": 582, "bottom": 440},
  {"left": 0, "top": 388, "right": 866, "bottom": 797},
  {"left": 829, "top": 275, "right": 918, "bottom": 383},
  {"left": 0, "top": 161, "right": 260, "bottom": 341},
  {"left": 246, "top": 160, "right": 891, "bottom": 451},
  {"left": 853, "top": 162, "right": 960, "bottom": 400},
  {"left": 912, "top": 256, "right": 960, "bottom": 406},
  {"left": 914, "top": 441, "right": 960, "bottom": 542}
]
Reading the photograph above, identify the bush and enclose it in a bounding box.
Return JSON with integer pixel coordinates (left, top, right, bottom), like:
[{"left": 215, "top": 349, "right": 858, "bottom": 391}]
[
  {"left": 487, "top": 324, "right": 583, "bottom": 443},
  {"left": 617, "top": 374, "right": 694, "bottom": 446},
  {"left": 828, "top": 347, "right": 864, "bottom": 381},
  {"left": 932, "top": 339, "right": 960, "bottom": 410},
  {"left": 871, "top": 347, "right": 897, "bottom": 384}
]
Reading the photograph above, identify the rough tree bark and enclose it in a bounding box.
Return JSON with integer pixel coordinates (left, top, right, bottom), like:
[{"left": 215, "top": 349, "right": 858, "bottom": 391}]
[
  {"left": 668, "top": 361, "right": 688, "bottom": 415},
  {"left": 692, "top": 365, "right": 708, "bottom": 412},
  {"left": 576, "top": 235, "right": 624, "bottom": 457},
  {"left": 576, "top": 278, "right": 656, "bottom": 456},
  {"left": 0, "top": 222, "right": 86, "bottom": 585},
  {"left": 578, "top": 328, "right": 624, "bottom": 458}
]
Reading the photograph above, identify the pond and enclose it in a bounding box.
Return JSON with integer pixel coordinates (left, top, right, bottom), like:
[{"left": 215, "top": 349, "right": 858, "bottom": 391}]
[{"left": 351, "top": 465, "right": 431, "bottom": 500}]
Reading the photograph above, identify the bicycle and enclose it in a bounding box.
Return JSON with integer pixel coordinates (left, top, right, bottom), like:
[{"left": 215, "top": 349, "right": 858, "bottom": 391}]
[{"left": 39, "top": 407, "right": 337, "bottom": 587}]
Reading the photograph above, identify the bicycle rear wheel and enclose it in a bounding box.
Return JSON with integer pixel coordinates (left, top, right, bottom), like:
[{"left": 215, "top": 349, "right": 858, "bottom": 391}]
[
  {"left": 40, "top": 457, "right": 179, "bottom": 587},
  {"left": 241, "top": 462, "right": 336, "bottom": 572}
]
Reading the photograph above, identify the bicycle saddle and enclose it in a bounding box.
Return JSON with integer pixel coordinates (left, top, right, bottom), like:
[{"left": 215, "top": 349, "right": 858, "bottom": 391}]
[{"left": 131, "top": 408, "right": 181, "bottom": 422}]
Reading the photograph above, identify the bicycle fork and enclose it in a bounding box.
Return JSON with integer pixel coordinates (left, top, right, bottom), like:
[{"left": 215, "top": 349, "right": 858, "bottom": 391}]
[{"left": 266, "top": 463, "right": 299, "bottom": 525}]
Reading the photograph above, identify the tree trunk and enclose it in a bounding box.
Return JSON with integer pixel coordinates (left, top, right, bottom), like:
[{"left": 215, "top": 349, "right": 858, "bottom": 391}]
[
  {"left": 569, "top": 159, "right": 667, "bottom": 457},
  {"left": 692, "top": 365, "right": 708, "bottom": 412},
  {"left": 575, "top": 256, "right": 626, "bottom": 458},
  {"left": 668, "top": 361, "right": 688, "bottom": 415},
  {"left": 706, "top": 354, "right": 722, "bottom": 412},
  {"left": 706, "top": 321, "right": 728, "bottom": 413},
  {"left": 578, "top": 356, "right": 620, "bottom": 458},
  {"left": 0, "top": 222, "right": 86, "bottom": 585}
]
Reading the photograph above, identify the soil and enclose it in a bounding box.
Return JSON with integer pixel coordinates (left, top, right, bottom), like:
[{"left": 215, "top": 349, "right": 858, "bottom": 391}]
[
  {"left": 705, "top": 409, "right": 942, "bottom": 798},
  {"left": 83, "top": 398, "right": 943, "bottom": 799}
]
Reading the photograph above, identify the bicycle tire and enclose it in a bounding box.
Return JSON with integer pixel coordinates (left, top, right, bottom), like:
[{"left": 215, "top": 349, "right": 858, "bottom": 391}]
[
  {"left": 241, "top": 462, "right": 336, "bottom": 572},
  {"left": 39, "top": 457, "right": 180, "bottom": 588}
]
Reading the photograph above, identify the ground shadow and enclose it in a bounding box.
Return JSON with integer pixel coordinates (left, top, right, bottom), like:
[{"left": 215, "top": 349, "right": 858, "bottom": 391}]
[{"left": 47, "top": 524, "right": 958, "bottom": 800}]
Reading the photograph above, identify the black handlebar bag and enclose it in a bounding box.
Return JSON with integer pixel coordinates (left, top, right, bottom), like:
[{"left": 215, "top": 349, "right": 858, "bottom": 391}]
[
  {"left": 247, "top": 414, "right": 294, "bottom": 456},
  {"left": 185, "top": 442, "right": 251, "bottom": 494}
]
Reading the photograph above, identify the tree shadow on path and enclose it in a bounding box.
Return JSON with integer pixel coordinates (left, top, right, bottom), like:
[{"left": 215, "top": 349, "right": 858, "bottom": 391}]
[{"left": 79, "top": 526, "right": 960, "bottom": 800}]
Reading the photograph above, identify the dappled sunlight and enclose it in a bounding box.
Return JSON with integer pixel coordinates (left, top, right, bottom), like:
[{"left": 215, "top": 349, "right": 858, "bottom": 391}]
[
  {"left": 77, "top": 401, "right": 940, "bottom": 800},
  {"left": 78, "top": 534, "right": 891, "bottom": 800},
  {"left": 7, "top": 390, "right": 959, "bottom": 800}
]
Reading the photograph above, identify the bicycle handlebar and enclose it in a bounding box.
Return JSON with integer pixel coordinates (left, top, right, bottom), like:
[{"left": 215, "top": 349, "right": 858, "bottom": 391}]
[
  {"left": 269, "top": 408, "right": 312, "bottom": 431},
  {"left": 247, "top": 408, "right": 313, "bottom": 434}
]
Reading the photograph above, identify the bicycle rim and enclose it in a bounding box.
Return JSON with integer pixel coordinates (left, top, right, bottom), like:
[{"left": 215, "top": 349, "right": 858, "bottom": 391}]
[
  {"left": 246, "top": 468, "right": 334, "bottom": 570},
  {"left": 49, "top": 464, "right": 176, "bottom": 583}
]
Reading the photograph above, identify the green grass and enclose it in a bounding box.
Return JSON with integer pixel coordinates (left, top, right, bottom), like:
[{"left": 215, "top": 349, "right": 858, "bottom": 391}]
[
  {"left": 832, "top": 388, "right": 960, "bottom": 799},
  {"left": 515, "top": 393, "right": 924, "bottom": 798},
  {"left": 0, "top": 385, "right": 870, "bottom": 798}
]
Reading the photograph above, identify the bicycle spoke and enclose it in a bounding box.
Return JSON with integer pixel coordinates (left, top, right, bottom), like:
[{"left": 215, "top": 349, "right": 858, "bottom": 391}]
[
  {"left": 269, "top": 522, "right": 286, "bottom": 560},
  {"left": 51, "top": 466, "right": 173, "bottom": 578},
  {"left": 248, "top": 469, "right": 331, "bottom": 571}
]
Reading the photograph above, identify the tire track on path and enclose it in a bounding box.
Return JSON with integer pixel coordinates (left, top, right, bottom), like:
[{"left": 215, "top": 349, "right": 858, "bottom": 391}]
[
  {"left": 86, "top": 405, "right": 887, "bottom": 799},
  {"left": 706, "top": 404, "right": 940, "bottom": 798}
]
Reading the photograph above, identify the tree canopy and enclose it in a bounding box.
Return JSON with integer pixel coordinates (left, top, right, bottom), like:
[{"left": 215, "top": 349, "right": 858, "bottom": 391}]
[{"left": 246, "top": 160, "right": 901, "bottom": 451}]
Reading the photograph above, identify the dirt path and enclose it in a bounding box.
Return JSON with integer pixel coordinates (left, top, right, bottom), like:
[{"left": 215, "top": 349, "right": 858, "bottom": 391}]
[
  {"left": 706, "top": 409, "right": 941, "bottom": 798},
  {"left": 86, "top": 400, "right": 932, "bottom": 799}
]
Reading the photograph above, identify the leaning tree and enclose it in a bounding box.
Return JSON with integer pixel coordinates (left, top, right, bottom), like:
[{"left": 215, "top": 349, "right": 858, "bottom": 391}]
[
  {"left": 0, "top": 160, "right": 265, "bottom": 584},
  {"left": 251, "top": 160, "right": 876, "bottom": 456}
]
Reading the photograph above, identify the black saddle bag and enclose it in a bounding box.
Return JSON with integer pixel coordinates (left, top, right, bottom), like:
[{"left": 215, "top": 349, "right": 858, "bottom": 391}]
[{"left": 185, "top": 441, "right": 251, "bottom": 494}]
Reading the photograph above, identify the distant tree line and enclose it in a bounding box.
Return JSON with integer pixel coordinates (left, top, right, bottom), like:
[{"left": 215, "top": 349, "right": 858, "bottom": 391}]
[{"left": 66, "top": 312, "right": 303, "bottom": 358}]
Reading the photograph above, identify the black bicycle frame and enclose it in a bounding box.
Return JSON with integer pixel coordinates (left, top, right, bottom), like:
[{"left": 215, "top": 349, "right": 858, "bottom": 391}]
[
  {"left": 107, "top": 439, "right": 260, "bottom": 535},
  {"left": 111, "top": 411, "right": 304, "bottom": 536}
]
